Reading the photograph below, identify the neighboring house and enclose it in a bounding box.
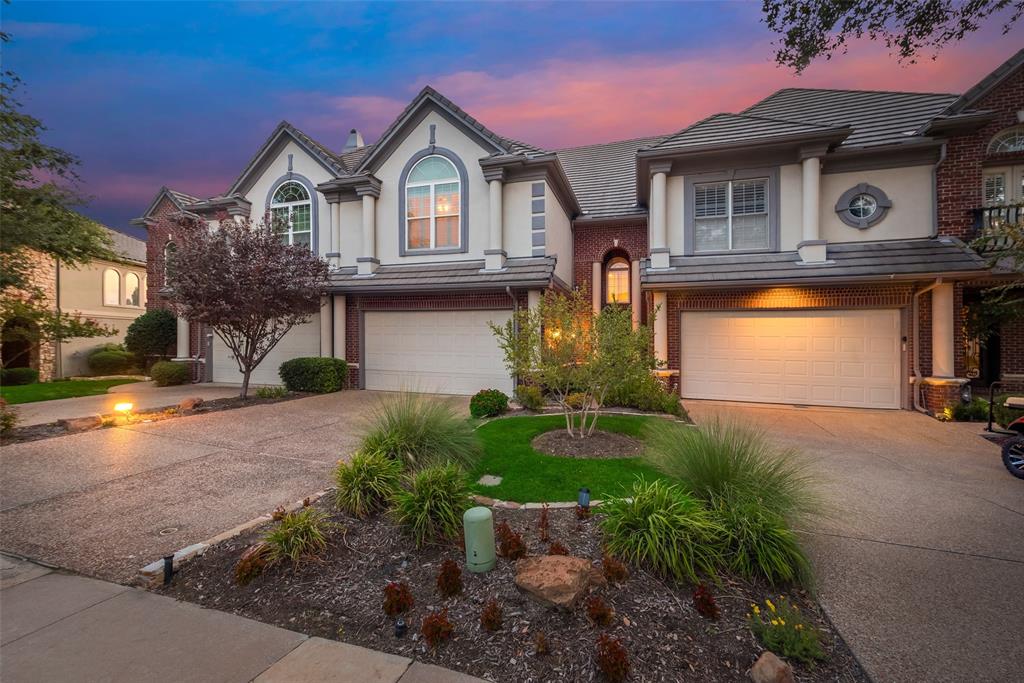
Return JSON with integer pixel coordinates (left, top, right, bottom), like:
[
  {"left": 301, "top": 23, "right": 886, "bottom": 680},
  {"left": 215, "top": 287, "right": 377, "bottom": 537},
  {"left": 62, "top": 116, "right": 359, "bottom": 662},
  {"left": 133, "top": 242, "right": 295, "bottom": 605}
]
[
  {"left": 134, "top": 50, "right": 1022, "bottom": 415},
  {"left": 0, "top": 228, "right": 147, "bottom": 379}
]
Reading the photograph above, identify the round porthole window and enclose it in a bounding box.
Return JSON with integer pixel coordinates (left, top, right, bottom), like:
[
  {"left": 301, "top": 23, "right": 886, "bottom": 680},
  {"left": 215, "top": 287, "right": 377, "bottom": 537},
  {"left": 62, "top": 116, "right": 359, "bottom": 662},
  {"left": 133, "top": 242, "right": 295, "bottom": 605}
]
[{"left": 835, "top": 183, "right": 891, "bottom": 229}]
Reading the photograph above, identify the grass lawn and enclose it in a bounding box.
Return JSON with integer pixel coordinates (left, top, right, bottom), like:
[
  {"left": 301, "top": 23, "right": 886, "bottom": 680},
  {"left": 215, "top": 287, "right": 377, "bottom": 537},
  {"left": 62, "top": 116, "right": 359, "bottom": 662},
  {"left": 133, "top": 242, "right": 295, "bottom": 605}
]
[
  {"left": 1, "top": 379, "right": 142, "bottom": 405},
  {"left": 470, "top": 413, "right": 670, "bottom": 503}
]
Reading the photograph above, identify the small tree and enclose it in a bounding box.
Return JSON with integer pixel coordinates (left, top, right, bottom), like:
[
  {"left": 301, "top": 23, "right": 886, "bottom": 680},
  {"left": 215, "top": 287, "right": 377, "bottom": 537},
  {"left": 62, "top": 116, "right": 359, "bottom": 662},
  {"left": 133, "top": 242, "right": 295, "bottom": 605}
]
[
  {"left": 1, "top": 297, "right": 113, "bottom": 369},
  {"left": 124, "top": 309, "right": 177, "bottom": 364},
  {"left": 490, "top": 290, "right": 659, "bottom": 438},
  {"left": 968, "top": 217, "right": 1024, "bottom": 345},
  {"left": 166, "top": 216, "right": 329, "bottom": 398}
]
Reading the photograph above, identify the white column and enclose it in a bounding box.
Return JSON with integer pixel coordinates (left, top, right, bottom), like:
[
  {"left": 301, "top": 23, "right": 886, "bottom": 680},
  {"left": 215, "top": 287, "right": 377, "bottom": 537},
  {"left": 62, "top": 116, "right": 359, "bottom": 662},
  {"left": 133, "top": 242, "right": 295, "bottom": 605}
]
[
  {"left": 358, "top": 194, "right": 377, "bottom": 275},
  {"left": 652, "top": 291, "right": 668, "bottom": 364},
  {"left": 591, "top": 262, "right": 602, "bottom": 314},
  {"left": 331, "top": 202, "right": 342, "bottom": 266},
  {"left": 527, "top": 289, "right": 542, "bottom": 312},
  {"left": 650, "top": 171, "right": 670, "bottom": 269},
  {"left": 333, "top": 295, "right": 346, "bottom": 360},
  {"left": 931, "top": 283, "right": 955, "bottom": 378},
  {"left": 630, "top": 260, "right": 641, "bottom": 329},
  {"left": 485, "top": 179, "right": 506, "bottom": 270},
  {"left": 798, "top": 156, "right": 826, "bottom": 263},
  {"left": 175, "top": 315, "right": 189, "bottom": 359},
  {"left": 319, "top": 296, "right": 331, "bottom": 357}
]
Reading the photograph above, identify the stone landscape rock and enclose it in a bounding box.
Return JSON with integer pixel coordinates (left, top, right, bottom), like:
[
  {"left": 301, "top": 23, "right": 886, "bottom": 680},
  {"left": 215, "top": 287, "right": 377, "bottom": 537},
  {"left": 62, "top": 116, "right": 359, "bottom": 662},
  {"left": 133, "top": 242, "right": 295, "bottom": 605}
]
[
  {"left": 514, "top": 555, "right": 594, "bottom": 608},
  {"left": 58, "top": 415, "right": 102, "bottom": 433},
  {"left": 749, "top": 651, "right": 795, "bottom": 683},
  {"left": 178, "top": 397, "right": 204, "bottom": 410}
]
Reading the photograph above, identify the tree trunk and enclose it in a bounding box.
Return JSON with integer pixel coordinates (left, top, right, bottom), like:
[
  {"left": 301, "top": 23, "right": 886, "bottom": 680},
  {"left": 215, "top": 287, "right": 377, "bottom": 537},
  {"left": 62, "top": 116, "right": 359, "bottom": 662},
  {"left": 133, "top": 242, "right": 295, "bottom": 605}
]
[{"left": 239, "top": 367, "right": 251, "bottom": 399}]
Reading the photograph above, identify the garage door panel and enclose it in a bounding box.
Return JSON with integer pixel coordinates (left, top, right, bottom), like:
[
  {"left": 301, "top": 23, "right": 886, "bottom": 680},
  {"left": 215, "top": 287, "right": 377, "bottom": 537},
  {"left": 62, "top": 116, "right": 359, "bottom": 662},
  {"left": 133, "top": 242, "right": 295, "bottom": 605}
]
[{"left": 681, "top": 309, "right": 900, "bottom": 409}]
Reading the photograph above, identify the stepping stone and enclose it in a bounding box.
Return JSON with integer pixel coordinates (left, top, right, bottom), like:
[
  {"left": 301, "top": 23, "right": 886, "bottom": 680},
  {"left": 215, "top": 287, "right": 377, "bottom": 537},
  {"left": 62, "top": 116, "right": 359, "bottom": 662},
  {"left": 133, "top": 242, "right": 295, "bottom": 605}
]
[{"left": 476, "top": 474, "right": 502, "bottom": 486}]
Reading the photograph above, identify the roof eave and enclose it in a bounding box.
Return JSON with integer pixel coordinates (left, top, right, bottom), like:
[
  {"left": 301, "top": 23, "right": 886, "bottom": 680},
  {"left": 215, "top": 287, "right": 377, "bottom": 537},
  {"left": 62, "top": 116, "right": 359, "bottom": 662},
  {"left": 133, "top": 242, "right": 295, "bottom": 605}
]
[
  {"left": 226, "top": 123, "right": 344, "bottom": 198},
  {"left": 640, "top": 268, "right": 992, "bottom": 290}
]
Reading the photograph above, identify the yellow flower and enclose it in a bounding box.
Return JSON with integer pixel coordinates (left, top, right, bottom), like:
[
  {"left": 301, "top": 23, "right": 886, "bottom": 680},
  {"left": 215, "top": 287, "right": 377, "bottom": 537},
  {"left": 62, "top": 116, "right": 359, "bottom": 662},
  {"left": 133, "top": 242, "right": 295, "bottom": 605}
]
[
  {"left": 753, "top": 605, "right": 760, "bottom": 615},
  {"left": 766, "top": 599, "right": 776, "bottom": 612},
  {"left": 796, "top": 624, "right": 804, "bottom": 631},
  {"left": 779, "top": 619, "right": 785, "bottom": 626},
  {"left": 770, "top": 619, "right": 779, "bottom": 626}
]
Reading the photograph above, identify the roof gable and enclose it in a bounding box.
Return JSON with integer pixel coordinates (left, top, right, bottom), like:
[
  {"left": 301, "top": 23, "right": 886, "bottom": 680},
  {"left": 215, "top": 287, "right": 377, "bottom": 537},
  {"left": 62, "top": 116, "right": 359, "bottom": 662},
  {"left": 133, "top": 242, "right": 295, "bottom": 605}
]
[
  {"left": 133, "top": 186, "right": 200, "bottom": 223},
  {"left": 354, "top": 86, "right": 546, "bottom": 174},
  {"left": 226, "top": 121, "right": 346, "bottom": 197}
]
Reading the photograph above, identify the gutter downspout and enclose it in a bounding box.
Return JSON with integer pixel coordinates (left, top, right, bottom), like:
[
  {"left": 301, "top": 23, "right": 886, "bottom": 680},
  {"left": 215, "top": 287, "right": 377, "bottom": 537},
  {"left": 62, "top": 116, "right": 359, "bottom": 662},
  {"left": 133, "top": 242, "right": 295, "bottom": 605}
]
[{"left": 912, "top": 278, "right": 943, "bottom": 414}]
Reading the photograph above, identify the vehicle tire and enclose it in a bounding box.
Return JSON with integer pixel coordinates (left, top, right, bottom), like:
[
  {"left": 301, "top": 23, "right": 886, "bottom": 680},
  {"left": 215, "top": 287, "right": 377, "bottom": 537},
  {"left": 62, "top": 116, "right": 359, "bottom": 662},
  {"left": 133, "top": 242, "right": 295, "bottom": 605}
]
[{"left": 1002, "top": 437, "right": 1024, "bottom": 480}]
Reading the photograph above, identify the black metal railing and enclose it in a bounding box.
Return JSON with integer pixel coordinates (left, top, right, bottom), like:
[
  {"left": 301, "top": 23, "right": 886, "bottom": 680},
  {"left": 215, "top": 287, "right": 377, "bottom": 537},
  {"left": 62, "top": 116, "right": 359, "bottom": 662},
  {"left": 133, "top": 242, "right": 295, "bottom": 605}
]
[{"left": 970, "top": 204, "right": 1022, "bottom": 252}]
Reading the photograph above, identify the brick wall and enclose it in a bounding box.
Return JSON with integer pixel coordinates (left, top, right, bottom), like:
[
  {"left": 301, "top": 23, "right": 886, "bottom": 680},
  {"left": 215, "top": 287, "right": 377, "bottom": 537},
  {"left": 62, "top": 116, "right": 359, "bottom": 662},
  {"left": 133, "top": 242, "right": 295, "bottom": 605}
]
[
  {"left": 1001, "top": 316, "right": 1024, "bottom": 392},
  {"left": 1, "top": 251, "right": 59, "bottom": 380},
  {"left": 571, "top": 221, "right": 647, "bottom": 306},
  {"left": 144, "top": 196, "right": 182, "bottom": 310}
]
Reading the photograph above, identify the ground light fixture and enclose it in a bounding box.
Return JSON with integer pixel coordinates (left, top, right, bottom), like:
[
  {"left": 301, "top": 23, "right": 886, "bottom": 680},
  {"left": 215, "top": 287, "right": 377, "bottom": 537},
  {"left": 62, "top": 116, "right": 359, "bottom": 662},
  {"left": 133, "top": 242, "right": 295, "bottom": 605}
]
[
  {"left": 394, "top": 618, "right": 407, "bottom": 638},
  {"left": 578, "top": 487, "right": 591, "bottom": 510},
  {"left": 114, "top": 401, "right": 134, "bottom": 414}
]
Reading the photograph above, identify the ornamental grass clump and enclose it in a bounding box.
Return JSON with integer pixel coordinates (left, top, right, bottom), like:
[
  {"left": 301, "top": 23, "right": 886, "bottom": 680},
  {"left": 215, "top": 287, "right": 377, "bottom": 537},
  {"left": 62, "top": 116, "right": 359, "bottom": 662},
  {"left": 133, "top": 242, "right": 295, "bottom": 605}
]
[
  {"left": 333, "top": 451, "right": 403, "bottom": 518},
  {"left": 263, "top": 507, "right": 333, "bottom": 564},
  {"left": 748, "top": 596, "right": 825, "bottom": 664},
  {"left": 600, "top": 478, "right": 724, "bottom": 583},
  {"left": 360, "top": 392, "right": 480, "bottom": 471},
  {"left": 390, "top": 463, "right": 473, "bottom": 547}
]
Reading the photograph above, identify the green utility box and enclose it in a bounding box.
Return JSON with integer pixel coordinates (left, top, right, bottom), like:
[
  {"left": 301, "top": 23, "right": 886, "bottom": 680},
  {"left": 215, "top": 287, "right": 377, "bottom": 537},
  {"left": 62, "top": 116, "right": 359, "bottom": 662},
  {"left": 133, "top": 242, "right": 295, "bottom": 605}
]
[{"left": 463, "top": 506, "right": 496, "bottom": 573}]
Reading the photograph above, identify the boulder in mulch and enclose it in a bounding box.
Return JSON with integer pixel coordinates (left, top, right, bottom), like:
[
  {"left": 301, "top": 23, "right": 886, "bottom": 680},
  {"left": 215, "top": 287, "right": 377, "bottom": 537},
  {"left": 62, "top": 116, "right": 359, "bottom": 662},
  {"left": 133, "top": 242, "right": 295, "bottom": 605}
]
[
  {"left": 750, "top": 651, "right": 795, "bottom": 683},
  {"left": 58, "top": 415, "right": 102, "bottom": 433},
  {"left": 178, "top": 397, "right": 204, "bottom": 410},
  {"left": 514, "top": 555, "right": 595, "bottom": 608}
]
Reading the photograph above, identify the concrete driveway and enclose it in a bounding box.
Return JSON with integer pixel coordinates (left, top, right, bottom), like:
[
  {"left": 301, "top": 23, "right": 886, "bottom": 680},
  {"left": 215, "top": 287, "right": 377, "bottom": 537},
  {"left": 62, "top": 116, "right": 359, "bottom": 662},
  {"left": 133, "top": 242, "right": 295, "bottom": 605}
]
[
  {"left": 0, "top": 391, "right": 466, "bottom": 582},
  {"left": 686, "top": 400, "right": 1023, "bottom": 683}
]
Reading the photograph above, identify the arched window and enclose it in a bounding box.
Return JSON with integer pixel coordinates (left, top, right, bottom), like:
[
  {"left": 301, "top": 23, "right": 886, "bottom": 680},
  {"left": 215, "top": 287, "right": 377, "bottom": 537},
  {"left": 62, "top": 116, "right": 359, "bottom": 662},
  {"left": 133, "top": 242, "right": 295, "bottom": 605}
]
[
  {"left": 103, "top": 269, "right": 120, "bottom": 306},
  {"left": 124, "top": 272, "right": 141, "bottom": 307},
  {"left": 989, "top": 126, "right": 1024, "bottom": 155},
  {"left": 605, "top": 257, "right": 630, "bottom": 305},
  {"left": 270, "top": 181, "right": 312, "bottom": 247},
  {"left": 164, "top": 242, "right": 177, "bottom": 283},
  {"left": 405, "top": 155, "right": 460, "bottom": 250}
]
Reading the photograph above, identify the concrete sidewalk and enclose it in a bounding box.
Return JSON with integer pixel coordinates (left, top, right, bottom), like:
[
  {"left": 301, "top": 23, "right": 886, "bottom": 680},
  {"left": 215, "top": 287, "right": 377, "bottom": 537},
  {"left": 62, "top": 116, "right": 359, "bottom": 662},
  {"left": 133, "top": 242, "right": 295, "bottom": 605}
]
[
  {"left": 0, "top": 554, "right": 486, "bottom": 683},
  {"left": 13, "top": 381, "right": 240, "bottom": 427}
]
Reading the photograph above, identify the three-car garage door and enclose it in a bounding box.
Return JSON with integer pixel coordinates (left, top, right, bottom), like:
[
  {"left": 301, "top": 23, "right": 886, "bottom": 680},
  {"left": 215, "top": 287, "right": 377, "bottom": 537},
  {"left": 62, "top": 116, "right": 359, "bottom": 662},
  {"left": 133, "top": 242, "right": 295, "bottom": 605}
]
[
  {"left": 364, "top": 310, "right": 513, "bottom": 396},
  {"left": 680, "top": 309, "right": 901, "bottom": 409}
]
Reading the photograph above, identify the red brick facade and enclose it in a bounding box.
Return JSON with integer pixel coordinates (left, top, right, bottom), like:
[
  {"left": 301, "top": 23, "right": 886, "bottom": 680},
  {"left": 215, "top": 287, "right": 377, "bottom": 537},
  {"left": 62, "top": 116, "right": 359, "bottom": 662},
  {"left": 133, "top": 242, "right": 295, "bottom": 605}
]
[{"left": 571, "top": 220, "right": 647, "bottom": 313}]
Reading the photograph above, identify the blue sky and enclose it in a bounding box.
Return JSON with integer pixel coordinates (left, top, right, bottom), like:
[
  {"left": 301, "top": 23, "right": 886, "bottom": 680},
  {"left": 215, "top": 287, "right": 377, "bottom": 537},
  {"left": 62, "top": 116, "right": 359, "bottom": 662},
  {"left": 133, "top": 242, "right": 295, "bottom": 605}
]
[{"left": 4, "top": 1, "right": 1019, "bottom": 238}]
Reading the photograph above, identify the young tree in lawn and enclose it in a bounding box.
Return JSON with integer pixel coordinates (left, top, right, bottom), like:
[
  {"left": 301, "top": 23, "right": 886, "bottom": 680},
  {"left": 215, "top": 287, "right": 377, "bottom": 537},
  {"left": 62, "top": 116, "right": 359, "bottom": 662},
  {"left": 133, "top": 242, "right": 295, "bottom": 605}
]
[{"left": 165, "top": 216, "right": 329, "bottom": 398}]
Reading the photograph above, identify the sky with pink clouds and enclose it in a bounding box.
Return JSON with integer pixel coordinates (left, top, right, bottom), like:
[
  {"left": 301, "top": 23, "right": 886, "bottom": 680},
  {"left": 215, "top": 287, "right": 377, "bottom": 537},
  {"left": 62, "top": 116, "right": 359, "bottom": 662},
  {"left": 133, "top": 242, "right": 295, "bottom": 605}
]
[{"left": 4, "top": 1, "right": 1021, "bottom": 237}]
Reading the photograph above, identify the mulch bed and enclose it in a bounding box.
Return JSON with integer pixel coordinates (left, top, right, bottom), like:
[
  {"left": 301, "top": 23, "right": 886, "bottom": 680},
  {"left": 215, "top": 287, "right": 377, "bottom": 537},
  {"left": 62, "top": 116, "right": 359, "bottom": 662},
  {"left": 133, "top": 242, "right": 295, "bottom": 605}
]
[
  {"left": 157, "top": 498, "right": 866, "bottom": 682},
  {"left": 532, "top": 430, "right": 645, "bottom": 459}
]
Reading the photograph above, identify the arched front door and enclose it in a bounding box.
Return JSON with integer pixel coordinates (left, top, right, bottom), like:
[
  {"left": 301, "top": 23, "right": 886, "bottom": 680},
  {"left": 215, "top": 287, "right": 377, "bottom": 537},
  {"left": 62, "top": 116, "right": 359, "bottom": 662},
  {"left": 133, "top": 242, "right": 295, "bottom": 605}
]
[{"left": 1, "top": 317, "right": 38, "bottom": 369}]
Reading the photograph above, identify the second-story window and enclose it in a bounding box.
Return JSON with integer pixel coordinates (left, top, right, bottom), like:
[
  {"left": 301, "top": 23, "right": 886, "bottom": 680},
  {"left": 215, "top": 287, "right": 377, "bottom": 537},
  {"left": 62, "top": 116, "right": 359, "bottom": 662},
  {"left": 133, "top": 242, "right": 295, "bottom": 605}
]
[
  {"left": 270, "top": 181, "right": 312, "bottom": 248},
  {"left": 103, "top": 268, "right": 120, "bottom": 306},
  {"left": 405, "top": 155, "right": 460, "bottom": 250},
  {"left": 125, "top": 272, "right": 141, "bottom": 307},
  {"left": 693, "top": 178, "right": 768, "bottom": 252}
]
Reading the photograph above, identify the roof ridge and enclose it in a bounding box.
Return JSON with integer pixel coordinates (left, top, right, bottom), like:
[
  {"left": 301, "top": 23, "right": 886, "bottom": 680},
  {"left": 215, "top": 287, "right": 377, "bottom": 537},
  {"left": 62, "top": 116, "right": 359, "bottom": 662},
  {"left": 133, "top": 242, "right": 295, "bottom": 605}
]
[
  {"left": 555, "top": 133, "right": 672, "bottom": 153},
  {"left": 753, "top": 86, "right": 959, "bottom": 102},
  {"left": 649, "top": 112, "right": 731, "bottom": 148}
]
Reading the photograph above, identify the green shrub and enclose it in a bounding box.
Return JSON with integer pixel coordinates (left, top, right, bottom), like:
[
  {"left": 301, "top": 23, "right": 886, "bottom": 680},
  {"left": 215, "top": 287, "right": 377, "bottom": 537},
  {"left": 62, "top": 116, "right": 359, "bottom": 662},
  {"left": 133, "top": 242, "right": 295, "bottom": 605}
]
[
  {"left": 390, "top": 463, "right": 473, "bottom": 547},
  {"left": 605, "top": 373, "right": 683, "bottom": 416},
  {"left": 264, "top": 507, "right": 334, "bottom": 563},
  {"left": 515, "top": 385, "right": 545, "bottom": 411},
  {"left": 470, "top": 389, "right": 509, "bottom": 418},
  {"left": 951, "top": 397, "right": 989, "bottom": 422},
  {"left": 994, "top": 394, "right": 1024, "bottom": 428},
  {"left": 711, "top": 496, "right": 811, "bottom": 585},
  {"left": 1, "top": 367, "right": 39, "bottom": 385},
  {"left": 150, "top": 360, "right": 190, "bottom": 386},
  {"left": 278, "top": 357, "right": 347, "bottom": 393},
  {"left": 255, "top": 386, "right": 289, "bottom": 399},
  {"left": 748, "top": 596, "right": 825, "bottom": 664},
  {"left": 600, "top": 478, "right": 724, "bottom": 583},
  {"left": 334, "top": 451, "right": 403, "bottom": 518},
  {"left": 0, "top": 398, "right": 18, "bottom": 434},
  {"left": 124, "top": 309, "right": 176, "bottom": 360},
  {"left": 361, "top": 392, "right": 480, "bottom": 471},
  {"left": 87, "top": 346, "right": 136, "bottom": 375}
]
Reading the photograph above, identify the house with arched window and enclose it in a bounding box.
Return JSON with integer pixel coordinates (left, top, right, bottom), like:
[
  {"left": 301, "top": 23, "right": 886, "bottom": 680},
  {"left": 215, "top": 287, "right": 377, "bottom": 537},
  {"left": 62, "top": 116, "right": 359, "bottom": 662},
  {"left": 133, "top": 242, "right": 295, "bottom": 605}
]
[{"left": 132, "top": 49, "right": 1022, "bottom": 416}]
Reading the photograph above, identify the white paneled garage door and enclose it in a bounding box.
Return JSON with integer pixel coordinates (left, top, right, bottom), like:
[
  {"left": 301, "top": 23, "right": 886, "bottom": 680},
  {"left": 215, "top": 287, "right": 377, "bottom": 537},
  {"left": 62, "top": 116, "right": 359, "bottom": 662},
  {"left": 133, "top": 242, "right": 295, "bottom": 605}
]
[
  {"left": 364, "top": 310, "right": 513, "bottom": 396},
  {"left": 681, "top": 309, "right": 901, "bottom": 409},
  {"left": 211, "top": 315, "right": 321, "bottom": 386}
]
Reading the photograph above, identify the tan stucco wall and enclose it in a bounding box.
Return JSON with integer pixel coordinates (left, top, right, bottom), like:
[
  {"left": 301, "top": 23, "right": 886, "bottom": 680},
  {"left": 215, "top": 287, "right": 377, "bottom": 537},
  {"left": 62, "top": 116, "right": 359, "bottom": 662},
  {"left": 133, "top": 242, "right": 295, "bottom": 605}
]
[
  {"left": 545, "top": 184, "right": 573, "bottom": 284},
  {"left": 819, "top": 164, "right": 934, "bottom": 243},
  {"left": 502, "top": 180, "right": 534, "bottom": 257},
  {"left": 778, "top": 163, "right": 803, "bottom": 250}
]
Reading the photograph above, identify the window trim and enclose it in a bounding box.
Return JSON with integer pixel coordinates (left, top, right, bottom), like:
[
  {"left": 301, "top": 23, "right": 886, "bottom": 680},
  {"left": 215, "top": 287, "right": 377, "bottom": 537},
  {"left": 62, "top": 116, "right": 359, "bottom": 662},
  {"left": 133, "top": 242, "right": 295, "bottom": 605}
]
[
  {"left": 604, "top": 256, "right": 631, "bottom": 306},
  {"left": 265, "top": 174, "right": 318, "bottom": 253},
  {"left": 834, "top": 183, "right": 892, "bottom": 229},
  {"left": 398, "top": 147, "right": 470, "bottom": 256},
  {"left": 988, "top": 125, "right": 1024, "bottom": 155},
  {"left": 683, "top": 167, "right": 779, "bottom": 256},
  {"left": 102, "top": 268, "right": 121, "bottom": 307}
]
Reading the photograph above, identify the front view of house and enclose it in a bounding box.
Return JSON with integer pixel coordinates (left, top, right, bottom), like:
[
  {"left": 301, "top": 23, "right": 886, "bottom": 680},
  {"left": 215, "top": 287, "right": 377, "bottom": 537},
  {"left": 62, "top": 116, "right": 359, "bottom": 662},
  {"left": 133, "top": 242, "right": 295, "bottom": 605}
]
[{"left": 134, "top": 50, "right": 1024, "bottom": 416}]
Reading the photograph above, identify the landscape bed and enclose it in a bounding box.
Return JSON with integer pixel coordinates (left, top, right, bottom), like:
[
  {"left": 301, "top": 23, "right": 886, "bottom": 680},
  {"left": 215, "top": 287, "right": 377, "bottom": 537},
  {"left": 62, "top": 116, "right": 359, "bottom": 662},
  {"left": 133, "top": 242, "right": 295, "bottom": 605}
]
[{"left": 157, "top": 498, "right": 866, "bottom": 682}]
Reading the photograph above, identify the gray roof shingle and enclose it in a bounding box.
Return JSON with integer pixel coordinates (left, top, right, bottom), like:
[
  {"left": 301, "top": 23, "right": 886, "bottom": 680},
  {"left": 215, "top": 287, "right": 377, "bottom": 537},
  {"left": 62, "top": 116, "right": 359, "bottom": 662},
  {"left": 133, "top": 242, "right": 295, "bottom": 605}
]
[
  {"left": 328, "top": 257, "right": 557, "bottom": 293},
  {"left": 103, "top": 226, "right": 146, "bottom": 264},
  {"left": 556, "top": 135, "right": 667, "bottom": 219},
  {"left": 649, "top": 113, "right": 842, "bottom": 152},
  {"left": 643, "top": 238, "right": 987, "bottom": 287},
  {"left": 742, "top": 88, "right": 958, "bottom": 148}
]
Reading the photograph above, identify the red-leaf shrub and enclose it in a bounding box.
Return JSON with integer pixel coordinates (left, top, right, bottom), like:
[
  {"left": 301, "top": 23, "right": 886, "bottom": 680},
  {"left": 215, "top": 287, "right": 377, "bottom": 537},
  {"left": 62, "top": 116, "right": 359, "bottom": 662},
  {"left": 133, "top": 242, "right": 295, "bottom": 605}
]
[
  {"left": 586, "top": 594, "right": 614, "bottom": 626},
  {"left": 601, "top": 553, "right": 629, "bottom": 584},
  {"left": 383, "top": 581, "right": 414, "bottom": 617},
  {"left": 595, "top": 634, "right": 630, "bottom": 682},
  {"left": 421, "top": 608, "right": 454, "bottom": 648},
  {"left": 496, "top": 521, "right": 526, "bottom": 560},
  {"left": 436, "top": 559, "right": 463, "bottom": 597},
  {"left": 480, "top": 598, "right": 503, "bottom": 632},
  {"left": 692, "top": 583, "right": 720, "bottom": 620},
  {"left": 548, "top": 541, "right": 569, "bottom": 555}
]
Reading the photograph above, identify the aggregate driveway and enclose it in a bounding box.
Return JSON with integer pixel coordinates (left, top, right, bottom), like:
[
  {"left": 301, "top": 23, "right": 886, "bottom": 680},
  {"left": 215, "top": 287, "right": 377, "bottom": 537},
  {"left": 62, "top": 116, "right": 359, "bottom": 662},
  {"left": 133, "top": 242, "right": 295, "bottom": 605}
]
[
  {"left": 0, "top": 391, "right": 467, "bottom": 583},
  {"left": 686, "top": 401, "right": 1023, "bottom": 683}
]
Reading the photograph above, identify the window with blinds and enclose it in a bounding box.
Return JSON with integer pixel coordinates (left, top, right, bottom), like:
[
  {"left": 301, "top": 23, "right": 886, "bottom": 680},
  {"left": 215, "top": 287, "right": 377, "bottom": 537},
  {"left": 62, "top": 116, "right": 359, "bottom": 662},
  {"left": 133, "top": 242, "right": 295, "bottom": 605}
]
[{"left": 694, "top": 178, "right": 768, "bottom": 252}]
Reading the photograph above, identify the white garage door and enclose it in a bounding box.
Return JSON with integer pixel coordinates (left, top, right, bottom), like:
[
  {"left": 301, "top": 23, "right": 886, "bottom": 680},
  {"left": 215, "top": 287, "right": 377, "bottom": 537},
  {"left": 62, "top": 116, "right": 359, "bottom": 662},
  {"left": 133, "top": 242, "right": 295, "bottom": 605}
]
[
  {"left": 681, "top": 309, "right": 901, "bottom": 409},
  {"left": 211, "top": 314, "right": 321, "bottom": 386},
  {"left": 364, "top": 310, "right": 513, "bottom": 396}
]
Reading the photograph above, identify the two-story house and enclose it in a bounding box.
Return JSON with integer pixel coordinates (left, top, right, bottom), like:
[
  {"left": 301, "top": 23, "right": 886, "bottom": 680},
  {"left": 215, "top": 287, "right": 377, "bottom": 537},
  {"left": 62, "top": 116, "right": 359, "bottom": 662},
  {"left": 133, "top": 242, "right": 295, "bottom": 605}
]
[{"left": 133, "top": 50, "right": 1022, "bottom": 416}]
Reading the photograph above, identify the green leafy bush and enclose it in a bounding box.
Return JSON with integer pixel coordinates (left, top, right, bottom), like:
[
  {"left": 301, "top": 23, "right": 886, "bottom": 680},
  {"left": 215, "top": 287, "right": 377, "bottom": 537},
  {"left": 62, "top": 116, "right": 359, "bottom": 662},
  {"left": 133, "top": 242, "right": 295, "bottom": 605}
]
[
  {"left": 600, "top": 478, "right": 724, "bottom": 583},
  {"left": 361, "top": 392, "right": 480, "bottom": 471},
  {"left": 515, "top": 385, "right": 545, "bottom": 411},
  {"left": 951, "top": 397, "right": 989, "bottom": 422},
  {"left": 150, "top": 360, "right": 190, "bottom": 386},
  {"left": 87, "top": 345, "right": 136, "bottom": 375},
  {"left": 711, "top": 497, "right": 810, "bottom": 585},
  {"left": 994, "top": 394, "right": 1024, "bottom": 428},
  {"left": 390, "top": 463, "right": 473, "bottom": 547},
  {"left": 605, "top": 372, "right": 683, "bottom": 416},
  {"left": 334, "top": 451, "right": 403, "bottom": 518},
  {"left": 1, "top": 367, "right": 38, "bottom": 385},
  {"left": 0, "top": 398, "right": 18, "bottom": 434},
  {"left": 748, "top": 596, "right": 825, "bottom": 664},
  {"left": 278, "top": 357, "right": 348, "bottom": 393},
  {"left": 264, "top": 507, "right": 334, "bottom": 563},
  {"left": 255, "top": 386, "right": 289, "bottom": 399},
  {"left": 470, "top": 389, "right": 509, "bottom": 418},
  {"left": 124, "top": 309, "right": 176, "bottom": 360}
]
